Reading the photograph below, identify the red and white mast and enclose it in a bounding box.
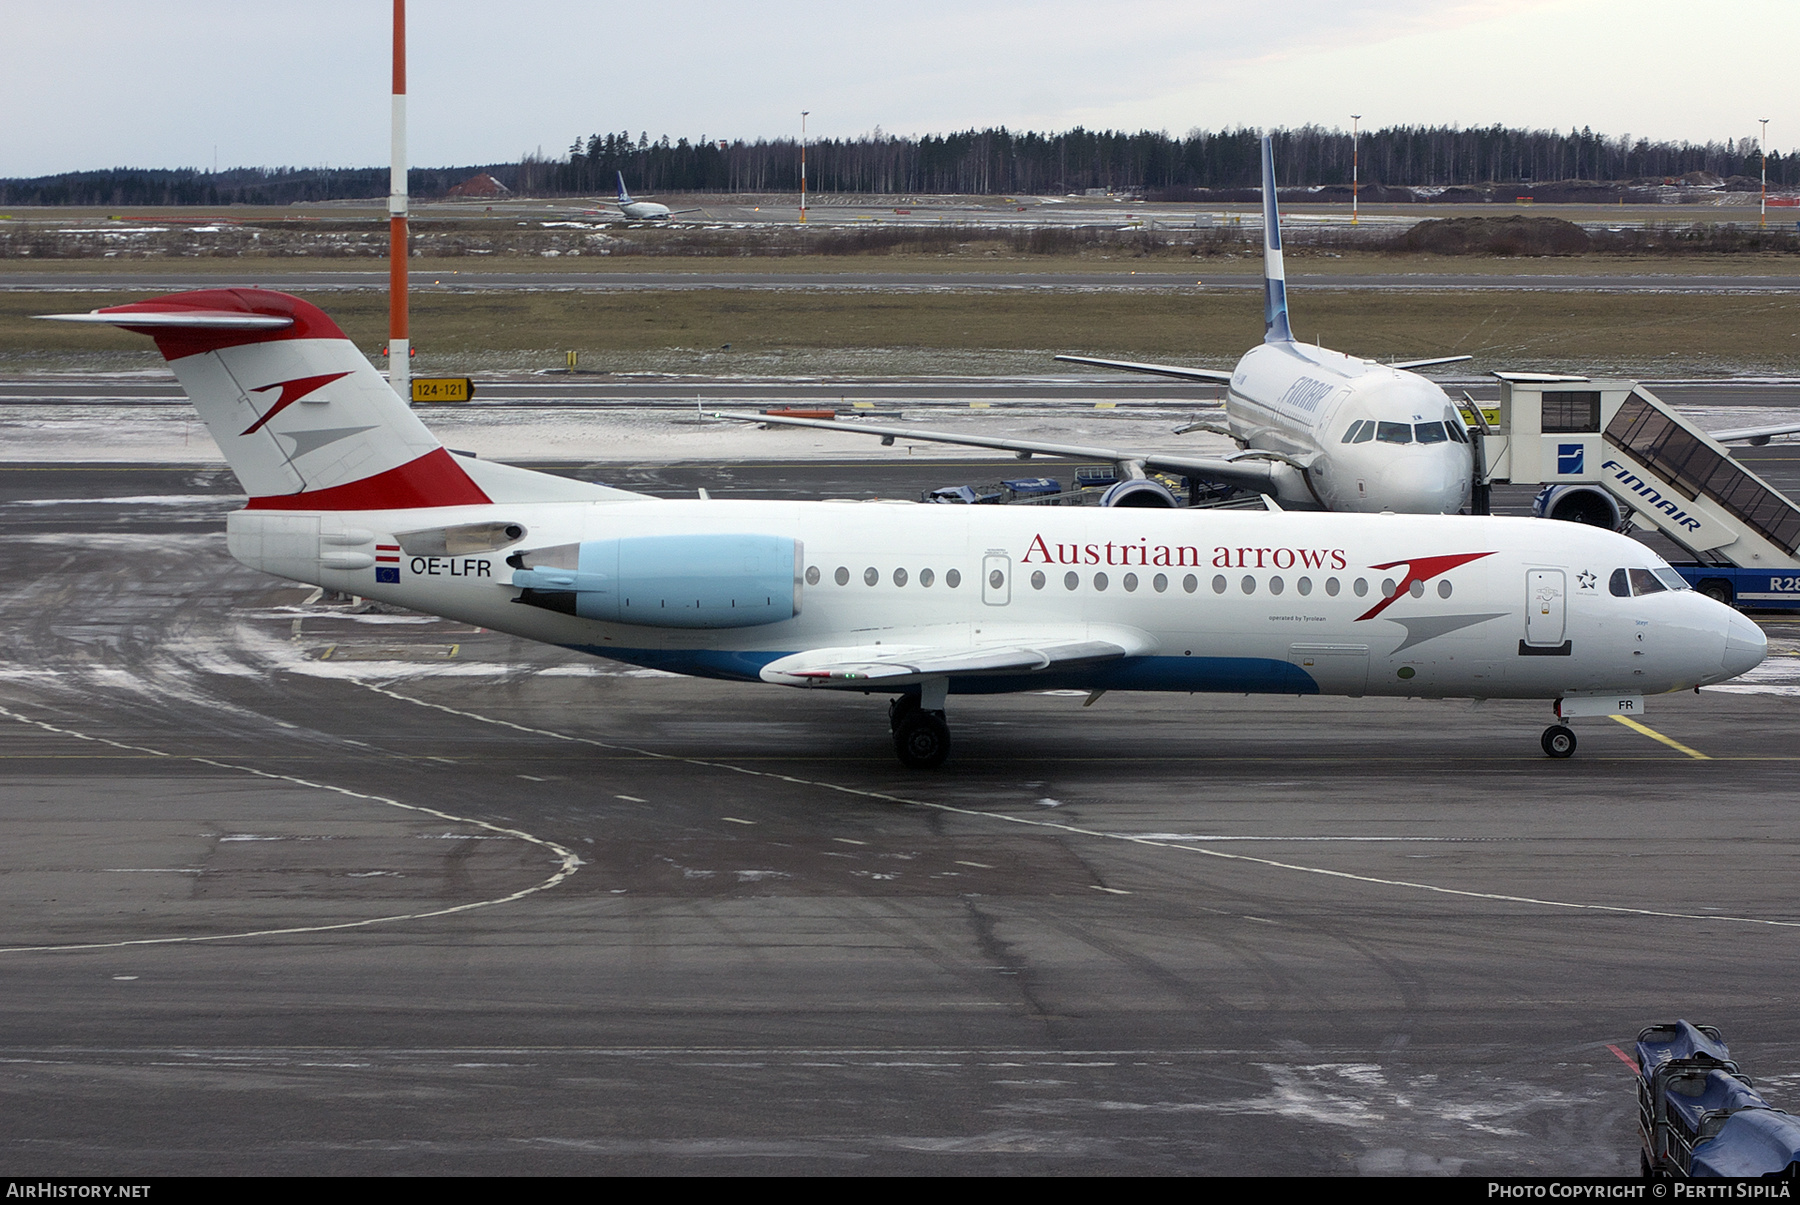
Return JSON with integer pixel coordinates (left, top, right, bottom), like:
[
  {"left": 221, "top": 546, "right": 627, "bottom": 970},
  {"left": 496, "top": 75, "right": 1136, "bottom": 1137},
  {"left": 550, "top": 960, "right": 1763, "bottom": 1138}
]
[{"left": 388, "top": 0, "right": 410, "bottom": 400}]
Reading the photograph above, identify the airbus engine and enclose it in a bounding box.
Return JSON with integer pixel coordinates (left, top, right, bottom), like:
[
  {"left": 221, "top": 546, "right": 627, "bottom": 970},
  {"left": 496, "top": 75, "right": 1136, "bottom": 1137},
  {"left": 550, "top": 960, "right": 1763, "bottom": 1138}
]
[
  {"left": 1533, "top": 484, "right": 1623, "bottom": 529},
  {"left": 1099, "top": 479, "right": 1179, "bottom": 508},
  {"left": 509, "top": 534, "right": 802, "bottom": 628}
]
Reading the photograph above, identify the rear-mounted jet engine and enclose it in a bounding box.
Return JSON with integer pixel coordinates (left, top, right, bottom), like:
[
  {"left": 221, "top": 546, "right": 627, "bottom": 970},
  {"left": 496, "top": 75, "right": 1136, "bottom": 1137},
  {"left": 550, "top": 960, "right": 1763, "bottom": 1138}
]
[{"left": 509, "top": 534, "right": 803, "bottom": 628}]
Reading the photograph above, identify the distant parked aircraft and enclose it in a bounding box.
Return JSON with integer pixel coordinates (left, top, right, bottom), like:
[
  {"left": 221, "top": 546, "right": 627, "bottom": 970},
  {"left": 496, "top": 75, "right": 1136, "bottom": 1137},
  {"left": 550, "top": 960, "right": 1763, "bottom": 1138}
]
[{"left": 610, "top": 172, "right": 702, "bottom": 221}]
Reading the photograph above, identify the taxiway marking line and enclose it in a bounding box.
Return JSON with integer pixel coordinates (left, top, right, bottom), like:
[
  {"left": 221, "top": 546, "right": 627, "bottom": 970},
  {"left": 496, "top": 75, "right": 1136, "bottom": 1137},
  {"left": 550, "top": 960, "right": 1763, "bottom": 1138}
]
[
  {"left": 0, "top": 703, "right": 581, "bottom": 956},
  {"left": 361, "top": 682, "right": 1800, "bottom": 932},
  {"left": 1611, "top": 715, "right": 1710, "bottom": 759}
]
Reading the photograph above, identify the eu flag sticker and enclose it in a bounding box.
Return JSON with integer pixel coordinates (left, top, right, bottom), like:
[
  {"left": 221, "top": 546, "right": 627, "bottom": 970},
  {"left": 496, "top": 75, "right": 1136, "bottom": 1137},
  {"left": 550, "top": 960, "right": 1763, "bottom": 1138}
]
[
  {"left": 1557, "top": 443, "right": 1585, "bottom": 475},
  {"left": 375, "top": 567, "right": 400, "bottom": 584}
]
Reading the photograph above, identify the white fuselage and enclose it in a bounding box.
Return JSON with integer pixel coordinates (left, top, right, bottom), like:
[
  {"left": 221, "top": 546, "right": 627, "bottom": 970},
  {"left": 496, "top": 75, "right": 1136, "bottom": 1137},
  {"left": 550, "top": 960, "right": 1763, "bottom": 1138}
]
[
  {"left": 1227, "top": 342, "right": 1475, "bottom": 515},
  {"left": 236, "top": 498, "right": 1759, "bottom": 701},
  {"left": 619, "top": 199, "right": 672, "bottom": 220}
]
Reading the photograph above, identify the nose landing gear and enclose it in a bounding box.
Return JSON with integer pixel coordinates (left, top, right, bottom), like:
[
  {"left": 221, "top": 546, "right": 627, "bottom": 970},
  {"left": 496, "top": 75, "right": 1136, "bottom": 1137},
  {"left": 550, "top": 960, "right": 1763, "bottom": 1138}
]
[{"left": 1541, "top": 724, "right": 1577, "bottom": 758}]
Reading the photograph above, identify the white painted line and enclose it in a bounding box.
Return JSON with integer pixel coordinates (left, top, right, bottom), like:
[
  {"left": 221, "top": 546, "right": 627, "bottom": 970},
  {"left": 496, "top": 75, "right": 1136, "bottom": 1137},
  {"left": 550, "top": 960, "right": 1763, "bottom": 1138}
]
[
  {"left": 0, "top": 703, "right": 581, "bottom": 956},
  {"left": 353, "top": 683, "right": 1800, "bottom": 934}
]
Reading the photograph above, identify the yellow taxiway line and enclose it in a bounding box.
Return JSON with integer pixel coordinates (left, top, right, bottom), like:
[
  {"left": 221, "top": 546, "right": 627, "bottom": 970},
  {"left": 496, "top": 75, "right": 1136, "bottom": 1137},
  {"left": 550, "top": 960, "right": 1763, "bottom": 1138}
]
[{"left": 1611, "top": 714, "right": 1711, "bottom": 759}]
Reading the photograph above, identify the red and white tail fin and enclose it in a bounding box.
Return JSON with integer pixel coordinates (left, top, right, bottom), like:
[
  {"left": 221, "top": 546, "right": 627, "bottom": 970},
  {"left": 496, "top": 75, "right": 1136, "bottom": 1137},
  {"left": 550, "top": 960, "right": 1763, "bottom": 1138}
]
[{"left": 42, "top": 288, "right": 491, "bottom": 510}]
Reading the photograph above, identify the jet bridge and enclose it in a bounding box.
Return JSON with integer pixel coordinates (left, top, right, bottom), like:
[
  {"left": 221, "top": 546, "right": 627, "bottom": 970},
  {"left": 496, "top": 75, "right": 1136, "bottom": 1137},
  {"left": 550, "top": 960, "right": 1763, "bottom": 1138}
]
[{"left": 1472, "top": 374, "right": 1800, "bottom": 608}]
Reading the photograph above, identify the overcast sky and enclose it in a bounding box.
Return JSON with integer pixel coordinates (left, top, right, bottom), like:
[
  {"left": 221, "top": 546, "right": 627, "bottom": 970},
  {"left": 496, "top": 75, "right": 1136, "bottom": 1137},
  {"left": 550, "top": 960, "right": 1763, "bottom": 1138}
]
[{"left": 5, "top": 0, "right": 1793, "bottom": 176}]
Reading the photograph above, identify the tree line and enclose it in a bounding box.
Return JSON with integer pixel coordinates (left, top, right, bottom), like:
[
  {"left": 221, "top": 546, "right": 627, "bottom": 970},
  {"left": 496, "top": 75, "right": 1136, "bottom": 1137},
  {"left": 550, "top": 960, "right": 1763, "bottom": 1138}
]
[{"left": 5, "top": 124, "right": 1792, "bottom": 206}]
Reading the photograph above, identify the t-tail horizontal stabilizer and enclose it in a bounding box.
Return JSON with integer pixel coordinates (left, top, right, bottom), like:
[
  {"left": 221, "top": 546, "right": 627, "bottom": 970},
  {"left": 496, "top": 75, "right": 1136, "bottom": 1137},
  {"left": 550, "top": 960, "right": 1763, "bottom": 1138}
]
[{"left": 38, "top": 288, "right": 639, "bottom": 510}]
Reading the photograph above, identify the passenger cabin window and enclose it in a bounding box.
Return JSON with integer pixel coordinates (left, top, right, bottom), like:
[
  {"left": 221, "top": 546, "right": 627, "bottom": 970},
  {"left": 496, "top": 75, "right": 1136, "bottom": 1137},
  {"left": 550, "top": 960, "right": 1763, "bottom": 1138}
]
[
  {"left": 1414, "top": 422, "right": 1448, "bottom": 444},
  {"left": 1543, "top": 391, "right": 1602, "bottom": 434},
  {"left": 1376, "top": 421, "right": 1412, "bottom": 444}
]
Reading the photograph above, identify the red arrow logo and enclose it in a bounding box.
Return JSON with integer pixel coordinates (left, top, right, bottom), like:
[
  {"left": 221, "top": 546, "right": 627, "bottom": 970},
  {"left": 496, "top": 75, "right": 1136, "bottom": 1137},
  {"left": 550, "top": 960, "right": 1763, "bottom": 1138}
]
[
  {"left": 240, "top": 371, "right": 352, "bottom": 435},
  {"left": 1355, "top": 551, "right": 1496, "bottom": 621}
]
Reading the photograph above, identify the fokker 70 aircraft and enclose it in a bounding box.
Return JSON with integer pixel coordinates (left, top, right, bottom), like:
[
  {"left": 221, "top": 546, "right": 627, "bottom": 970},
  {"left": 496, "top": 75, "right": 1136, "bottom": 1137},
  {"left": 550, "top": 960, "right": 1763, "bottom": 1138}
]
[
  {"left": 44, "top": 288, "right": 1762, "bottom": 768},
  {"left": 728, "top": 136, "right": 1478, "bottom": 516}
]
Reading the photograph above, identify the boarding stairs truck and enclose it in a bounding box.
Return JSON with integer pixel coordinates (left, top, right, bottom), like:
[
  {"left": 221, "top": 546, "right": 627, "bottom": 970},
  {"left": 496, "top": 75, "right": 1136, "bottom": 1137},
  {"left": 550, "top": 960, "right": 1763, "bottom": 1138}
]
[
  {"left": 1636, "top": 1021, "right": 1800, "bottom": 1178},
  {"left": 1472, "top": 374, "right": 1800, "bottom": 609}
]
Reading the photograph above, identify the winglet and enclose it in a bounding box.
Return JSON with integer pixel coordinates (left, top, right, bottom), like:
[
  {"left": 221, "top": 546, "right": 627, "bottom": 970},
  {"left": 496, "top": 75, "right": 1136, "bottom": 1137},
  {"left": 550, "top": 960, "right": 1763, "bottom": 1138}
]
[{"left": 1260, "top": 136, "right": 1292, "bottom": 344}]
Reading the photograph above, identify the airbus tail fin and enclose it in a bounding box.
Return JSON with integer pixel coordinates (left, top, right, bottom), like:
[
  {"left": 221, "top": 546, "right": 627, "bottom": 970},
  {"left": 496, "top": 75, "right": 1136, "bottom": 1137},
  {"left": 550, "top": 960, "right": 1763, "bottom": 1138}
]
[
  {"left": 40, "top": 289, "right": 492, "bottom": 510},
  {"left": 1260, "top": 135, "right": 1292, "bottom": 344}
]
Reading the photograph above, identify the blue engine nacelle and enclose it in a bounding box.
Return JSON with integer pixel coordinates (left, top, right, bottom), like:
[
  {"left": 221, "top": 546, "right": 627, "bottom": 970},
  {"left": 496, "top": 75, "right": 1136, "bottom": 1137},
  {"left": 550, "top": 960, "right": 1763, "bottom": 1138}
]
[
  {"left": 509, "top": 534, "right": 802, "bottom": 628},
  {"left": 1533, "top": 483, "right": 1623, "bottom": 529},
  {"left": 1099, "top": 478, "right": 1179, "bottom": 508}
]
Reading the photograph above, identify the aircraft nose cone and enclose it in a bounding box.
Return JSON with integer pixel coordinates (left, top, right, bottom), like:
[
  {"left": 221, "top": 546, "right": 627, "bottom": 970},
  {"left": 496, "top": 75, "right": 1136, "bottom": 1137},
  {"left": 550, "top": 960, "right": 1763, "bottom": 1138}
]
[
  {"left": 1381, "top": 448, "right": 1471, "bottom": 514},
  {"left": 1722, "top": 610, "right": 1767, "bottom": 678}
]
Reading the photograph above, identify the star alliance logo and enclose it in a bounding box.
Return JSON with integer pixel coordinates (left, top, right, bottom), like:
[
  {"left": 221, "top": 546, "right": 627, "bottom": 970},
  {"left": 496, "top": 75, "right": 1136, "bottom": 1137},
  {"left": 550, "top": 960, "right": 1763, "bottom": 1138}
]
[{"left": 1578, "top": 570, "right": 1597, "bottom": 591}]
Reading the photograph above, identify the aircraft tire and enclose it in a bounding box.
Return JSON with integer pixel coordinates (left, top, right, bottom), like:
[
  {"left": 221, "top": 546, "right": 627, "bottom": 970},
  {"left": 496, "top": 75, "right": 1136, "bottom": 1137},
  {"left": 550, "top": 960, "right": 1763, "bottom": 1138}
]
[
  {"left": 888, "top": 693, "right": 920, "bottom": 733},
  {"left": 894, "top": 710, "right": 951, "bottom": 769},
  {"left": 1541, "top": 724, "right": 1577, "bottom": 758}
]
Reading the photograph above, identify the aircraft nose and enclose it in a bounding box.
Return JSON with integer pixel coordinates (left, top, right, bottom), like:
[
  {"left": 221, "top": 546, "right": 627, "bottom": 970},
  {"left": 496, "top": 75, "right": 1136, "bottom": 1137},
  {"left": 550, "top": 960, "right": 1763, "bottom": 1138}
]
[
  {"left": 1721, "top": 609, "right": 1767, "bottom": 678},
  {"left": 1382, "top": 446, "right": 1471, "bottom": 514}
]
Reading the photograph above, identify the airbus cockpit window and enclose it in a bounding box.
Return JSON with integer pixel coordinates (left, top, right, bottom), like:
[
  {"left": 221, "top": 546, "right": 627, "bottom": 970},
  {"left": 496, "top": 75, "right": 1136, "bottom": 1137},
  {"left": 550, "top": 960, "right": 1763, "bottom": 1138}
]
[
  {"left": 1341, "top": 420, "right": 1368, "bottom": 444},
  {"left": 1414, "top": 422, "right": 1449, "bottom": 444},
  {"left": 1376, "top": 421, "right": 1412, "bottom": 444}
]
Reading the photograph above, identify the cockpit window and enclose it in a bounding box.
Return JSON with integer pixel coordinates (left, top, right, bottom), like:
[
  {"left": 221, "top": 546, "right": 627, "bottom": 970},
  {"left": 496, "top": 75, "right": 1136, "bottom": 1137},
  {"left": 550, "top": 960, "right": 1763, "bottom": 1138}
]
[
  {"left": 1353, "top": 422, "right": 1376, "bottom": 443},
  {"left": 1414, "top": 422, "right": 1448, "bottom": 444},
  {"left": 1376, "top": 421, "right": 1412, "bottom": 445},
  {"left": 1613, "top": 567, "right": 1689, "bottom": 597},
  {"left": 1443, "top": 420, "right": 1467, "bottom": 443},
  {"left": 1341, "top": 420, "right": 1367, "bottom": 444}
]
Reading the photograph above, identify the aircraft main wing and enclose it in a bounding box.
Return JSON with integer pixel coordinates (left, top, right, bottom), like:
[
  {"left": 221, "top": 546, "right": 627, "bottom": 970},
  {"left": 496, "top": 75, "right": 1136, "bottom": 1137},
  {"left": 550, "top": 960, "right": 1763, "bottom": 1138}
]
[
  {"left": 1388, "top": 355, "right": 1473, "bottom": 371},
  {"left": 710, "top": 410, "right": 1281, "bottom": 494},
  {"left": 760, "top": 627, "right": 1156, "bottom": 687},
  {"left": 1053, "top": 354, "right": 1234, "bottom": 384},
  {"left": 1709, "top": 419, "right": 1800, "bottom": 446}
]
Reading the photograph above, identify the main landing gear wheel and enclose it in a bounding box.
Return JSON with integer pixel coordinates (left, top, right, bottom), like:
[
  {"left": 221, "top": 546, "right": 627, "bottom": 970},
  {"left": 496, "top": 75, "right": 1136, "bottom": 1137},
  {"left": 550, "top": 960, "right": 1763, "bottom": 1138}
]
[
  {"left": 889, "top": 694, "right": 920, "bottom": 733},
  {"left": 894, "top": 709, "right": 951, "bottom": 769},
  {"left": 1542, "top": 724, "right": 1577, "bottom": 759}
]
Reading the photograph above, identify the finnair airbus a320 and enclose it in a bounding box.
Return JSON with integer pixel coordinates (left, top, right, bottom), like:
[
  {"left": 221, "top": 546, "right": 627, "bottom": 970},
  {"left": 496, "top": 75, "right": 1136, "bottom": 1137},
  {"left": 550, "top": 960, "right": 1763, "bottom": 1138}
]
[
  {"left": 45, "top": 288, "right": 1763, "bottom": 767},
  {"left": 731, "top": 136, "right": 1477, "bottom": 516}
]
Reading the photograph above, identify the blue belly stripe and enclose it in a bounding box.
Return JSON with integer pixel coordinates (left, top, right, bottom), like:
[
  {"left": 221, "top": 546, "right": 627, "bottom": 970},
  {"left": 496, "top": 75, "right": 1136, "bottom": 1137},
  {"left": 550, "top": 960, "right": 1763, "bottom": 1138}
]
[{"left": 572, "top": 647, "right": 1319, "bottom": 695}]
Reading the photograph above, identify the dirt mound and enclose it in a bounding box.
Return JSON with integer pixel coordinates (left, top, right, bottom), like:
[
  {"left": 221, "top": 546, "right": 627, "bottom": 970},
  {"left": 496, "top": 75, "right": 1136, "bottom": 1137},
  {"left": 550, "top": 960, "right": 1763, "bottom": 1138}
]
[{"left": 1393, "top": 215, "right": 1591, "bottom": 257}]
